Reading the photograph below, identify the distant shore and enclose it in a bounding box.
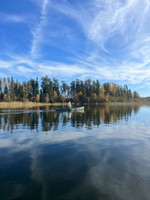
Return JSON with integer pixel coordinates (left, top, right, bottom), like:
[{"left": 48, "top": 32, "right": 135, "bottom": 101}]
[
  {"left": 82, "top": 102, "right": 150, "bottom": 107},
  {"left": 0, "top": 102, "right": 67, "bottom": 109},
  {"left": 99, "top": 102, "right": 150, "bottom": 105}
]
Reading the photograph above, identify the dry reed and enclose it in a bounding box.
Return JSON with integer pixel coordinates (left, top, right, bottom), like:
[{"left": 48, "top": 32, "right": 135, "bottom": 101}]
[{"left": 0, "top": 102, "right": 67, "bottom": 109}]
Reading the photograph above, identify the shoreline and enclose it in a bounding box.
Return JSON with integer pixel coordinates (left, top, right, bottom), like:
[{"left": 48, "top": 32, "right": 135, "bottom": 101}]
[
  {"left": 0, "top": 102, "right": 67, "bottom": 109},
  {"left": 94, "top": 102, "right": 150, "bottom": 106},
  {"left": 0, "top": 101, "right": 150, "bottom": 109}
]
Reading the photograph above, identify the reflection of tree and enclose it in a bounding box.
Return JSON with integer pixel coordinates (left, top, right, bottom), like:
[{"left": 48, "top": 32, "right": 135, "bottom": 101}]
[
  {"left": 40, "top": 111, "right": 60, "bottom": 132},
  {"left": 0, "top": 105, "right": 140, "bottom": 132},
  {"left": 71, "top": 105, "right": 140, "bottom": 129},
  {"left": 0, "top": 111, "right": 40, "bottom": 132}
]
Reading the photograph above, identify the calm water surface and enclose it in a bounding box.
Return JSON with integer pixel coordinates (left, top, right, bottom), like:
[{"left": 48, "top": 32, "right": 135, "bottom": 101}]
[{"left": 0, "top": 105, "right": 150, "bottom": 200}]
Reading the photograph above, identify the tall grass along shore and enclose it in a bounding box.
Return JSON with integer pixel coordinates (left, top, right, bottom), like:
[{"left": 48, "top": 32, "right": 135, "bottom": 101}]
[{"left": 0, "top": 102, "right": 67, "bottom": 109}]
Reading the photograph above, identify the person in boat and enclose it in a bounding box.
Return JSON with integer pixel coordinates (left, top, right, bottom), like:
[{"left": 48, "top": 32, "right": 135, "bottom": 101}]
[{"left": 67, "top": 101, "right": 72, "bottom": 109}]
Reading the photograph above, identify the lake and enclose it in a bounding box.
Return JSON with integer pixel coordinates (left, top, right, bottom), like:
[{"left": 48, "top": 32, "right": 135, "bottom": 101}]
[{"left": 0, "top": 104, "right": 150, "bottom": 200}]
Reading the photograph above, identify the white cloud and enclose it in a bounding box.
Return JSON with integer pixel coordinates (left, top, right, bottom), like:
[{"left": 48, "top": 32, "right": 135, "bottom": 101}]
[
  {"left": 30, "top": 0, "right": 49, "bottom": 57},
  {"left": 1, "top": 55, "right": 150, "bottom": 89},
  {"left": 0, "top": 12, "right": 32, "bottom": 23}
]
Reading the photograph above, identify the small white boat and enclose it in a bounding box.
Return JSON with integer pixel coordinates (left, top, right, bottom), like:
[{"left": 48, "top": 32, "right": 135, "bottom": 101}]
[
  {"left": 71, "top": 106, "right": 85, "bottom": 111},
  {"left": 55, "top": 106, "right": 84, "bottom": 112}
]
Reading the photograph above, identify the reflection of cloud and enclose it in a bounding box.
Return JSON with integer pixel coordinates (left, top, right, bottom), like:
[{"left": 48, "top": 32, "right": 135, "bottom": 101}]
[
  {"left": 1, "top": 118, "right": 150, "bottom": 199},
  {"left": 0, "top": 139, "right": 11, "bottom": 148},
  {"left": 87, "top": 157, "right": 150, "bottom": 200},
  {"left": 29, "top": 121, "right": 150, "bottom": 199},
  {"left": 1, "top": 119, "right": 150, "bottom": 152},
  {"left": 0, "top": 129, "right": 86, "bottom": 154}
]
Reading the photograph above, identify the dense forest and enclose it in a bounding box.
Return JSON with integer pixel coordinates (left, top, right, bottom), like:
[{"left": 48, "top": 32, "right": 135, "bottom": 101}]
[{"left": 0, "top": 76, "right": 140, "bottom": 103}]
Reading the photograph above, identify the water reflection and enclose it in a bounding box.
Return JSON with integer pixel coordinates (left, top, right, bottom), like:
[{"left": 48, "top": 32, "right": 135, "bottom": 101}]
[
  {"left": 1, "top": 105, "right": 150, "bottom": 200},
  {"left": 0, "top": 105, "right": 140, "bottom": 132}
]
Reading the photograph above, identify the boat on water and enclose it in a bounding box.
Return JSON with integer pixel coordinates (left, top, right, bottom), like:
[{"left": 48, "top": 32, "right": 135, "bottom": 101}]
[{"left": 55, "top": 106, "right": 84, "bottom": 112}]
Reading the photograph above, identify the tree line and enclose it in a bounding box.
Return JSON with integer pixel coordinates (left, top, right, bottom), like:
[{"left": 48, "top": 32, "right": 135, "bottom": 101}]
[{"left": 0, "top": 76, "right": 140, "bottom": 103}]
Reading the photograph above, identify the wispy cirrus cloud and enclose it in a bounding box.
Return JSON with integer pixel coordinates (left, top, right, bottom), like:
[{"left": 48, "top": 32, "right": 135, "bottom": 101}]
[
  {"left": 30, "top": 0, "right": 49, "bottom": 58},
  {"left": 0, "top": 54, "right": 150, "bottom": 87},
  {"left": 48, "top": 0, "right": 150, "bottom": 52},
  {"left": 0, "top": 12, "right": 35, "bottom": 24},
  {"left": 0, "top": 13, "right": 25, "bottom": 23},
  {"left": 0, "top": 55, "right": 90, "bottom": 79}
]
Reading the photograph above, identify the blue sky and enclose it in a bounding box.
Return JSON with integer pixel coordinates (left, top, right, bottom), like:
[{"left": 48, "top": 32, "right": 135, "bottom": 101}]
[{"left": 0, "top": 0, "right": 150, "bottom": 97}]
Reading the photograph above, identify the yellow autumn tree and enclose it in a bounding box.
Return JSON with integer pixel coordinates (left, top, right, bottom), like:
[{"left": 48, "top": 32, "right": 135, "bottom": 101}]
[
  {"left": 3, "top": 94, "right": 8, "bottom": 102},
  {"left": 79, "top": 91, "right": 83, "bottom": 96},
  {"left": 53, "top": 92, "right": 58, "bottom": 102},
  {"left": 23, "top": 88, "right": 27, "bottom": 102},
  {"left": 92, "top": 93, "right": 97, "bottom": 102},
  {"left": 100, "top": 85, "right": 105, "bottom": 100},
  {"left": 36, "top": 94, "right": 40, "bottom": 102},
  {"left": 105, "top": 95, "right": 109, "bottom": 102}
]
